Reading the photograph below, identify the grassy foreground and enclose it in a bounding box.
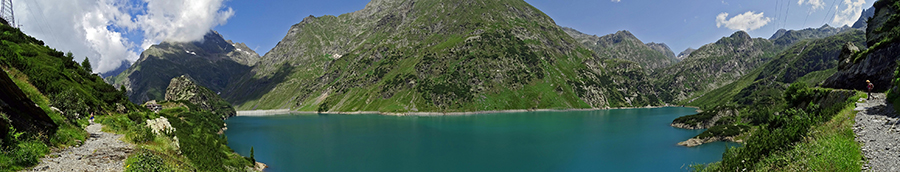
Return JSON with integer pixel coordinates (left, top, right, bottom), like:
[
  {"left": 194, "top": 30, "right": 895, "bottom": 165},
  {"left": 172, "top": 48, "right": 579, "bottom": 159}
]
[{"left": 693, "top": 88, "right": 864, "bottom": 171}]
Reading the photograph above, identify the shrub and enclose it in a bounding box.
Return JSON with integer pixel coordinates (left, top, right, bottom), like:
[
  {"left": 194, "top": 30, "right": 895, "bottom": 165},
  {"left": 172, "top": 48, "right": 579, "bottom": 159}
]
[
  {"left": 125, "top": 149, "right": 172, "bottom": 172},
  {"left": 128, "top": 126, "right": 155, "bottom": 143}
]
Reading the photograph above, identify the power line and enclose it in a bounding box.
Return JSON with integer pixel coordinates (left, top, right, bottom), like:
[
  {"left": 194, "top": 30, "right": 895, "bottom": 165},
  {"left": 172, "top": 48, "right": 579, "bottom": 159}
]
[
  {"left": 822, "top": 0, "right": 838, "bottom": 25},
  {"left": 783, "top": 0, "right": 791, "bottom": 29}
]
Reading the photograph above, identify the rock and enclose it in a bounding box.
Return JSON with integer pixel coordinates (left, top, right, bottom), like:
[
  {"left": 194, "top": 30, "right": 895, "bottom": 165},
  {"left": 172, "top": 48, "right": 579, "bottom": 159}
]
[
  {"left": 0, "top": 68, "right": 57, "bottom": 139},
  {"left": 145, "top": 117, "right": 175, "bottom": 135},
  {"left": 254, "top": 162, "right": 268, "bottom": 171},
  {"left": 836, "top": 42, "right": 860, "bottom": 70},
  {"left": 165, "top": 75, "right": 236, "bottom": 119}
]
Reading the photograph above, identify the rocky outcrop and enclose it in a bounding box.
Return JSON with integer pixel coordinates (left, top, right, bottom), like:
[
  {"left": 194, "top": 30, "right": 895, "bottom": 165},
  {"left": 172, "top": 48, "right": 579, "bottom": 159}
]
[
  {"left": 677, "top": 136, "right": 740, "bottom": 147},
  {"left": 0, "top": 69, "right": 57, "bottom": 139},
  {"left": 165, "top": 75, "right": 236, "bottom": 119},
  {"left": 852, "top": 6, "right": 877, "bottom": 29},
  {"left": 822, "top": 1, "right": 900, "bottom": 92}
]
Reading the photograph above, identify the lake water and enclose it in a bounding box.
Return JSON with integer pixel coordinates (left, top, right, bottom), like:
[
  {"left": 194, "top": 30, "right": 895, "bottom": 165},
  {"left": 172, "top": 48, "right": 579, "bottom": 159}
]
[{"left": 225, "top": 107, "right": 739, "bottom": 171}]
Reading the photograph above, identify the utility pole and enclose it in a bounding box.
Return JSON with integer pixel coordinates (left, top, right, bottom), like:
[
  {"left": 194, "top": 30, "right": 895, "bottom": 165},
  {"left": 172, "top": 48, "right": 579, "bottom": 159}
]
[{"left": 1, "top": 0, "right": 15, "bottom": 28}]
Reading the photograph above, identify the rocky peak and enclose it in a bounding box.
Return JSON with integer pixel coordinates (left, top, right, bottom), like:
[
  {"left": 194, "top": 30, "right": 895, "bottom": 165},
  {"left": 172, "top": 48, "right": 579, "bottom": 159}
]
[
  {"left": 770, "top": 29, "right": 788, "bottom": 40},
  {"left": 729, "top": 31, "right": 751, "bottom": 40},
  {"left": 676, "top": 48, "right": 697, "bottom": 61},
  {"left": 165, "top": 75, "right": 236, "bottom": 119},
  {"left": 645, "top": 42, "right": 676, "bottom": 59}
]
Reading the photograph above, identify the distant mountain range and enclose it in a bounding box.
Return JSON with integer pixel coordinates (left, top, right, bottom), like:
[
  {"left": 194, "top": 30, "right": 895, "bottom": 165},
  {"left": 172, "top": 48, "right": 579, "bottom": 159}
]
[
  {"left": 562, "top": 27, "right": 677, "bottom": 71},
  {"left": 111, "top": 0, "right": 878, "bottom": 112},
  {"left": 109, "top": 31, "right": 259, "bottom": 103}
]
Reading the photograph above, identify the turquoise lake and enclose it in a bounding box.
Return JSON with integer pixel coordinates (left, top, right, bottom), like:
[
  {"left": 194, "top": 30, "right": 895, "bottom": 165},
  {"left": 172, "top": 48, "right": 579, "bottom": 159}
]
[{"left": 224, "top": 107, "right": 739, "bottom": 171}]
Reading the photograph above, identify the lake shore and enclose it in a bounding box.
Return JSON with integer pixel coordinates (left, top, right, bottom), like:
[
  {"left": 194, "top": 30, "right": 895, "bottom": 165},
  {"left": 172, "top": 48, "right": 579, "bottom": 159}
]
[{"left": 235, "top": 105, "right": 700, "bottom": 117}]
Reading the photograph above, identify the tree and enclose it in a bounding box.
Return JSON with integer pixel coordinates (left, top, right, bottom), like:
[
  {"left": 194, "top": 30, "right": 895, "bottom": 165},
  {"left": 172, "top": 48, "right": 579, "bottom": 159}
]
[{"left": 81, "top": 57, "right": 92, "bottom": 73}]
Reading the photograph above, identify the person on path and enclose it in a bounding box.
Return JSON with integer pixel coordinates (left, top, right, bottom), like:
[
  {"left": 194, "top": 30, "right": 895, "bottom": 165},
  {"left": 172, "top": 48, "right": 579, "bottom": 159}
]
[
  {"left": 867, "top": 80, "right": 874, "bottom": 99},
  {"left": 90, "top": 112, "right": 94, "bottom": 124}
]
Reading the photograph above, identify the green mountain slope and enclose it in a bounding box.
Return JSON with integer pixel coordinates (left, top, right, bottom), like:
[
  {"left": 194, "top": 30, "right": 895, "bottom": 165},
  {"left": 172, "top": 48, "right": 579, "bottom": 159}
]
[
  {"left": 224, "top": 0, "right": 664, "bottom": 112},
  {"left": 562, "top": 27, "right": 676, "bottom": 71},
  {"left": 687, "top": 29, "right": 866, "bottom": 107},
  {"left": 110, "top": 31, "right": 260, "bottom": 103},
  {"left": 652, "top": 31, "right": 777, "bottom": 102}
]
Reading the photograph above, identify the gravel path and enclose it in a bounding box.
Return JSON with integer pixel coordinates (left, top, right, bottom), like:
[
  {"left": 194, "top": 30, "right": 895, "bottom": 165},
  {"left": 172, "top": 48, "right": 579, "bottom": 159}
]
[
  {"left": 853, "top": 93, "right": 900, "bottom": 172},
  {"left": 22, "top": 123, "right": 134, "bottom": 172}
]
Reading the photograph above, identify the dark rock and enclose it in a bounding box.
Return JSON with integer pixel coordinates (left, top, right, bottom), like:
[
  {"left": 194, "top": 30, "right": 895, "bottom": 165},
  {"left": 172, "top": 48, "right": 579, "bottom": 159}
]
[
  {"left": 0, "top": 69, "right": 57, "bottom": 139},
  {"left": 853, "top": 6, "right": 877, "bottom": 29}
]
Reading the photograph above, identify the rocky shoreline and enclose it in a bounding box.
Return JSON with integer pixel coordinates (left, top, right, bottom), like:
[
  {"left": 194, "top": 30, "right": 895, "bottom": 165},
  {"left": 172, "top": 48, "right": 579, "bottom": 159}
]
[
  {"left": 677, "top": 136, "right": 742, "bottom": 147},
  {"left": 235, "top": 105, "right": 698, "bottom": 117}
]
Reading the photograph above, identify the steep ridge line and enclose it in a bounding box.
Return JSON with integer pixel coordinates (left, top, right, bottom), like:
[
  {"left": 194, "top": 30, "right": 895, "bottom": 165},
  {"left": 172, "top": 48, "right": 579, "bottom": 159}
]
[
  {"left": 853, "top": 93, "right": 900, "bottom": 171},
  {"left": 21, "top": 124, "right": 134, "bottom": 172}
]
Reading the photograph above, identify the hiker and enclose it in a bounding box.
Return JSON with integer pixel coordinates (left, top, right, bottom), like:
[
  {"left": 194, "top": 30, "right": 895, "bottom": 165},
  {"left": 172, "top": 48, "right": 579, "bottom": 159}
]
[
  {"left": 90, "top": 112, "right": 94, "bottom": 124},
  {"left": 867, "top": 80, "right": 874, "bottom": 99}
]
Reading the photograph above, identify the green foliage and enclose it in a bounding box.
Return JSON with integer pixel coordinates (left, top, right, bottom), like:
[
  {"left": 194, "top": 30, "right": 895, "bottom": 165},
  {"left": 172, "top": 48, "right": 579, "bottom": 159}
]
[
  {"left": 0, "top": 126, "right": 51, "bottom": 172},
  {"left": 128, "top": 125, "right": 155, "bottom": 143},
  {"left": 713, "top": 88, "right": 863, "bottom": 171},
  {"left": 81, "top": 57, "right": 92, "bottom": 73},
  {"left": 125, "top": 149, "right": 174, "bottom": 172},
  {"left": 696, "top": 123, "right": 750, "bottom": 139}
]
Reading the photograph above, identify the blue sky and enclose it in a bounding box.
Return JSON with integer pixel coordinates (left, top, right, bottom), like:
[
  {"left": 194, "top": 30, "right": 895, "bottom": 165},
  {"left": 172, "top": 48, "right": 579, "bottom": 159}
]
[
  {"left": 216, "top": 0, "right": 875, "bottom": 56},
  {"left": 14, "top": 0, "right": 875, "bottom": 73}
]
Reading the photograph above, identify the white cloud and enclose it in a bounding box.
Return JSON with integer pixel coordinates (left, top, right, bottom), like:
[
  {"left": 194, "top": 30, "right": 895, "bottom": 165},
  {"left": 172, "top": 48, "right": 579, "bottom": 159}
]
[
  {"left": 611, "top": 0, "right": 621, "bottom": 2},
  {"left": 716, "top": 11, "right": 772, "bottom": 31},
  {"left": 798, "top": 0, "right": 825, "bottom": 10},
  {"left": 12, "top": 0, "right": 233, "bottom": 74},
  {"left": 832, "top": 0, "right": 866, "bottom": 27}
]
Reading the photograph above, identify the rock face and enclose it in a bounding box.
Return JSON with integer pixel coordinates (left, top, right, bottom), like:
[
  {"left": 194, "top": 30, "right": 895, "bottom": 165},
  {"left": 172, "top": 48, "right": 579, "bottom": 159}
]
[
  {"left": 562, "top": 27, "right": 676, "bottom": 71},
  {"left": 822, "top": 1, "right": 900, "bottom": 92},
  {"left": 0, "top": 69, "right": 57, "bottom": 139},
  {"left": 110, "top": 30, "right": 259, "bottom": 104},
  {"left": 852, "top": 6, "right": 877, "bottom": 29},
  {"left": 224, "top": 0, "right": 665, "bottom": 111},
  {"left": 165, "top": 75, "right": 236, "bottom": 119}
]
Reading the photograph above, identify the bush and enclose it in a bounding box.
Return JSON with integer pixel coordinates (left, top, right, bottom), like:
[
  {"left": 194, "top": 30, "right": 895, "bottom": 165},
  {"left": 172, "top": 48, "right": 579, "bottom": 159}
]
[
  {"left": 125, "top": 149, "right": 173, "bottom": 172},
  {"left": 128, "top": 125, "right": 155, "bottom": 143},
  {"left": 49, "top": 89, "right": 89, "bottom": 122}
]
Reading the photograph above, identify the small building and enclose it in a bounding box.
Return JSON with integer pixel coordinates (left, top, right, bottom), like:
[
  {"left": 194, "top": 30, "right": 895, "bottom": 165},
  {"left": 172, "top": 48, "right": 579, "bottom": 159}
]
[{"left": 144, "top": 100, "right": 162, "bottom": 113}]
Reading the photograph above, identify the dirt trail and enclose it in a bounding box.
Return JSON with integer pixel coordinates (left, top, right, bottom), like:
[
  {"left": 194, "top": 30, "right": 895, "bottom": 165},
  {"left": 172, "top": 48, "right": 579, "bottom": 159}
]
[
  {"left": 22, "top": 123, "right": 134, "bottom": 172},
  {"left": 853, "top": 93, "right": 900, "bottom": 171}
]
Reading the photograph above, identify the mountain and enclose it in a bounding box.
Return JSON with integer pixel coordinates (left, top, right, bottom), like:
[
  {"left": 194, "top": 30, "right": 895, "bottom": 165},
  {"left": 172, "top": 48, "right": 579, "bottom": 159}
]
[
  {"left": 676, "top": 48, "right": 696, "bottom": 61},
  {"left": 823, "top": 0, "right": 900, "bottom": 91},
  {"left": 224, "top": 0, "right": 665, "bottom": 112},
  {"left": 769, "top": 24, "right": 853, "bottom": 48},
  {"left": 688, "top": 29, "right": 866, "bottom": 107},
  {"left": 110, "top": 30, "right": 260, "bottom": 104},
  {"left": 652, "top": 31, "right": 777, "bottom": 101},
  {"left": 100, "top": 60, "right": 130, "bottom": 79},
  {"left": 852, "top": 6, "right": 877, "bottom": 29},
  {"left": 561, "top": 27, "right": 676, "bottom": 70},
  {"left": 645, "top": 42, "right": 677, "bottom": 59}
]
